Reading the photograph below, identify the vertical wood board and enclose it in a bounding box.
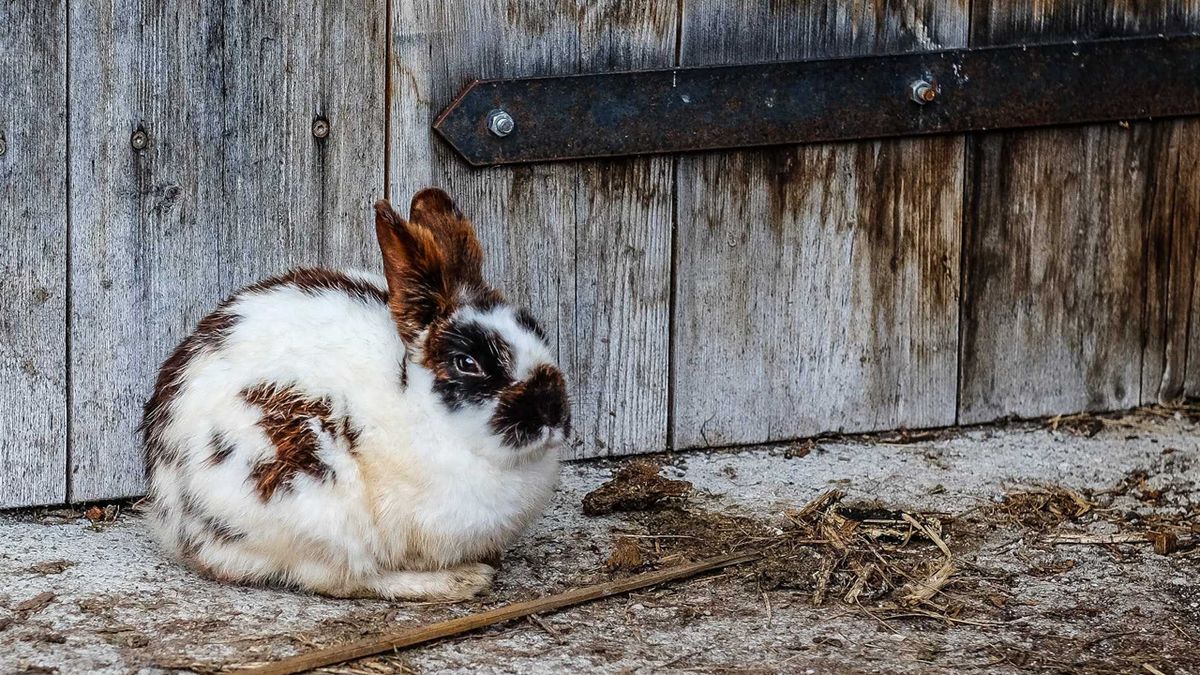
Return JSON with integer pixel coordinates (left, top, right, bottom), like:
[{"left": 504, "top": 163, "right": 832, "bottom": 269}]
[
  {"left": 1190, "top": 243, "right": 1200, "bottom": 396},
  {"left": 671, "top": 1, "right": 968, "bottom": 448},
  {"left": 1142, "top": 118, "right": 1200, "bottom": 404},
  {"left": 388, "top": 0, "right": 676, "bottom": 459},
  {"left": 0, "top": 1, "right": 68, "bottom": 508},
  {"left": 68, "top": 0, "right": 386, "bottom": 501}
]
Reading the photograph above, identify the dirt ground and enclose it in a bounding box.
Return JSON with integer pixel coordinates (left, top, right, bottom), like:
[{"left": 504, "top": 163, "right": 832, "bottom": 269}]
[{"left": 2, "top": 406, "right": 1198, "bottom": 674}]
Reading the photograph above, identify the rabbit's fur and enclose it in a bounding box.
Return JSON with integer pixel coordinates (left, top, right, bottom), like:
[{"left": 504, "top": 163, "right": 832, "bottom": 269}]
[{"left": 141, "top": 189, "right": 569, "bottom": 600}]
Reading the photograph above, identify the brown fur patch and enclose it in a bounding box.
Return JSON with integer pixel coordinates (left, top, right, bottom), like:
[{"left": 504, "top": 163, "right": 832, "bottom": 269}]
[
  {"left": 375, "top": 200, "right": 454, "bottom": 343},
  {"left": 418, "top": 317, "right": 456, "bottom": 375},
  {"left": 142, "top": 310, "right": 238, "bottom": 472},
  {"left": 243, "top": 268, "right": 388, "bottom": 305},
  {"left": 142, "top": 269, "right": 384, "bottom": 475},
  {"left": 241, "top": 383, "right": 347, "bottom": 501},
  {"left": 490, "top": 364, "right": 571, "bottom": 447}
]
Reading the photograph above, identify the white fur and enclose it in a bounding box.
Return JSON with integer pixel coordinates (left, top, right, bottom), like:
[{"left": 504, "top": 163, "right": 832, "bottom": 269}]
[{"left": 146, "top": 273, "right": 562, "bottom": 600}]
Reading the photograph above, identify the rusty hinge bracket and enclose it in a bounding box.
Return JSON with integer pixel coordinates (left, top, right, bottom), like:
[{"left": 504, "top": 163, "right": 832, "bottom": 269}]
[{"left": 433, "top": 34, "right": 1200, "bottom": 166}]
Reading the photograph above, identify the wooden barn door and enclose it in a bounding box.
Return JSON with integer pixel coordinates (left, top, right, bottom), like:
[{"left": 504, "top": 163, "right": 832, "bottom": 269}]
[
  {"left": 65, "top": 0, "right": 386, "bottom": 502},
  {"left": 3, "top": 0, "right": 1198, "bottom": 507},
  {"left": 958, "top": 2, "right": 1200, "bottom": 421}
]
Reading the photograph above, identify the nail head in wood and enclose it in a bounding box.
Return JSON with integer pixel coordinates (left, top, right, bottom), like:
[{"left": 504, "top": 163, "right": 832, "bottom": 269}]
[
  {"left": 130, "top": 129, "right": 149, "bottom": 151},
  {"left": 312, "top": 117, "right": 330, "bottom": 139}
]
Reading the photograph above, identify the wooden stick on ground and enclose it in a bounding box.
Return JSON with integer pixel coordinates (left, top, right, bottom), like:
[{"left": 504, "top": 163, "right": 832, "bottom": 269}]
[
  {"left": 238, "top": 551, "right": 760, "bottom": 675},
  {"left": 1045, "top": 533, "right": 1149, "bottom": 545}
]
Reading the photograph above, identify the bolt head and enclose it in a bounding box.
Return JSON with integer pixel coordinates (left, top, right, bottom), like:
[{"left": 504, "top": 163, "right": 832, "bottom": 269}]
[
  {"left": 130, "top": 129, "right": 149, "bottom": 151},
  {"left": 312, "top": 117, "right": 330, "bottom": 139},
  {"left": 909, "top": 80, "right": 937, "bottom": 105},
  {"left": 487, "top": 109, "right": 515, "bottom": 137}
]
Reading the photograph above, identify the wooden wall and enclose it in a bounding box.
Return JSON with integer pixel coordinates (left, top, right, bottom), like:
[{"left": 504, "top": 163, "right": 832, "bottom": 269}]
[{"left": 1, "top": 0, "right": 1197, "bottom": 507}]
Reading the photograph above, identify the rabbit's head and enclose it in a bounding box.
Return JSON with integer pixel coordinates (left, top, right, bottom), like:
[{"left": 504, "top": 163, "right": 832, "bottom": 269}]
[{"left": 375, "top": 189, "right": 570, "bottom": 458}]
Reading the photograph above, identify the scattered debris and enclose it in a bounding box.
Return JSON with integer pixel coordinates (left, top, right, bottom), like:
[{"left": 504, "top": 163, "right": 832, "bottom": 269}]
[
  {"left": 877, "top": 429, "right": 942, "bottom": 445},
  {"left": 14, "top": 592, "right": 55, "bottom": 615},
  {"left": 581, "top": 461, "right": 692, "bottom": 516},
  {"left": 1047, "top": 412, "right": 1106, "bottom": 437},
  {"left": 604, "top": 537, "right": 645, "bottom": 572},
  {"left": 99, "top": 628, "right": 149, "bottom": 649},
  {"left": 986, "top": 486, "right": 1092, "bottom": 530},
  {"left": 784, "top": 439, "right": 816, "bottom": 459},
  {"left": 1047, "top": 530, "right": 1194, "bottom": 555},
  {"left": 76, "top": 596, "right": 120, "bottom": 613},
  {"left": 1045, "top": 533, "right": 1148, "bottom": 545},
  {"left": 597, "top": 489, "right": 977, "bottom": 622},
  {"left": 25, "top": 560, "right": 74, "bottom": 576},
  {"left": 84, "top": 505, "right": 121, "bottom": 524}
]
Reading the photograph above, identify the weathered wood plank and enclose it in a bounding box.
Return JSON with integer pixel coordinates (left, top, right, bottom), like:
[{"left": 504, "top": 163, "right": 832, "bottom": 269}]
[
  {"left": 69, "top": 0, "right": 386, "bottom": 501},
  {"left": 0, "top": 2, "right": 68, "bottom": 508},
  {"left": 960, "top": 2, "right": 1200, "bottom": 423},
  {"left": 1142, "top": 119, "right": 1200, "bottom": 404},
  {"left": 569, "top": 4, "right": 675, "bottom": 458},
  {"left": 671, "top": 1, "right": 967, "bottom": 448},
  {"left": 1190, "top": 244, "right": 1200, "bottom": 397},
  {"left": 388, "top": 1, "right": 675, "bottom": 458}
]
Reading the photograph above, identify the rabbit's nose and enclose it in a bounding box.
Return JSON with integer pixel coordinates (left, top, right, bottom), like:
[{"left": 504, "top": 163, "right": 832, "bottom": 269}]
[
  {"left": 490, "top": 364, "right": 572, "bottom": 449},
  {"left": 525, "top": 365, "right": 569, "bottom": 430}
]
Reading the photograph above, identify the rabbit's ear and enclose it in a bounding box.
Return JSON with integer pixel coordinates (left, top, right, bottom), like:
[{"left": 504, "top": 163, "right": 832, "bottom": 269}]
[
  {"left": 375, "top": 199, "right": 452, "bottom": 342},
  {"left": 407, "top": 188, "right": 484, "bottom": 290}
]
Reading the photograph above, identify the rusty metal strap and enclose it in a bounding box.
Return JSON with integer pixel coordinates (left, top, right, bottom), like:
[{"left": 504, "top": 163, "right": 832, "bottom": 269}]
[{"left": 433, "top": 34, "right": 1200, "bottom": 166}]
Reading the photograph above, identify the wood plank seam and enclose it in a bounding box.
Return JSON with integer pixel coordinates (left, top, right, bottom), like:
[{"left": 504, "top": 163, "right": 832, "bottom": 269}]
[{"left": 64, "top": 3, "right": 74, "bottom": 504}]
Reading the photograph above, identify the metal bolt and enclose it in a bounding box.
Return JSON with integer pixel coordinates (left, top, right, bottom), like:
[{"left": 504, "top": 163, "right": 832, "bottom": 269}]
[
  {"left": 130, "top": 129, "right": 149, "bottom": 151},
  {"left": 312, "top": 117, "right": 330, "bottom": 139},
  {"left": 487, "top": 109, "right": 515, "bottom": 137},
  {"left": 910, "top": 79, "right": 937, "bottom": 105}
]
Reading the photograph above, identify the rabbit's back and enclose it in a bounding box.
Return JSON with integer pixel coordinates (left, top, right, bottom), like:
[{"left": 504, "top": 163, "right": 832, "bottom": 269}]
[{"left": 142, "top": 269, "right": 405, "bottom": 588}]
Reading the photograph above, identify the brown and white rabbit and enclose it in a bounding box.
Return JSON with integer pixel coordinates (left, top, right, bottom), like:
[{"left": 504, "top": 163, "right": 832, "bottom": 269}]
[{"left": 140, "top": 189, "right": 569, "bottom": 600}]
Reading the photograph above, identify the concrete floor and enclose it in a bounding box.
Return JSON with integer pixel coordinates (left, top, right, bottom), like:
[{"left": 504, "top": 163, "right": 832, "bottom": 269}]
[{"left": 1, "top": 408, "right": 1197, "bottom": 674}]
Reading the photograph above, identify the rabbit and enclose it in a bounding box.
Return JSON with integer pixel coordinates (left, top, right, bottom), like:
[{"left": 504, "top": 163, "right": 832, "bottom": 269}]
[{"left": 140, "top": 188, "right": 570, "bottom": 601}]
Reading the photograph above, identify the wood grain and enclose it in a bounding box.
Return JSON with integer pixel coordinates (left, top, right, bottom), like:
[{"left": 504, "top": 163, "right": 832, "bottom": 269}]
[
  {"left": 68, "top": 0, "right": 386, "bottom": 501},
  {"left": 1190, "top": 242, "right": 1200, "bottom": 397},
  {"left": 568, "top": 3, "right": 675, "bottom": 458},
  {"left": 671, "top": 1, "right": 968, "bottom": 448},
  {"left": 388, "top": 1, "right": 676, "bottom": 458},
  {"left": 959, "top": 2, "right": 1200, "bottom": 422},
  {"left": 0, "top": 2, "right": 68, "bottom": 507},
  {"left": 1142, "top": 119, "right": 1200, "bottom": 404}
]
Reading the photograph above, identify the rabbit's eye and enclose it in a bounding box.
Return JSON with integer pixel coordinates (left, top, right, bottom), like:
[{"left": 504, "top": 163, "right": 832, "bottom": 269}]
[{"left": 454, "top": 355, "right": 483, "bottom": 376}]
